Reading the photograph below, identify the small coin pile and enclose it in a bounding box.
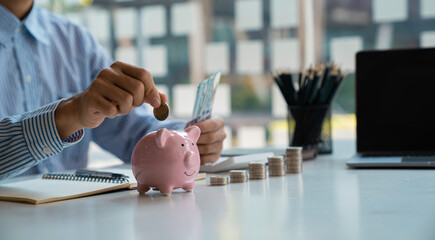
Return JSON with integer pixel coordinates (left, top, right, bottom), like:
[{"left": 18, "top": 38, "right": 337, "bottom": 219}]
[
  {"left": 286, "top": 147, "right": 303, "bottom": 173},
  {"left": 209, "top": 176, "right": 228, "bottom": 186},
  {"left": 153, "top": 102, "right": 169, "bottom": 121},
  {"left": 229, "top": 170, "right": 248, "bottom": 183},
  {"left": 268, "top": 156, "right": 285, "bottom": 176},
  {"left": 249, "top": 162, "right": 266, "bottom": 179}
]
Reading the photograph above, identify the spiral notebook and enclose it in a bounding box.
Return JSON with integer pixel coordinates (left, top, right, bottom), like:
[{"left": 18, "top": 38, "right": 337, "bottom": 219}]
[{"left": 0, "top": 168, "right": 206, "bottom": 204}]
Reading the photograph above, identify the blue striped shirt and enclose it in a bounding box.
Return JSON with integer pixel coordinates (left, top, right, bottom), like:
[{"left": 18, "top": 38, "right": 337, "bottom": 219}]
[{"left": 0, "top": 4, "right": 185, "bottom": 180}]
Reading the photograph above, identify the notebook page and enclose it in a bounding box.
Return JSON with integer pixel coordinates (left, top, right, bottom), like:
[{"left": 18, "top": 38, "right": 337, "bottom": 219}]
[{"left": 0, "top": 179, "right": 129, "bottom": 204}]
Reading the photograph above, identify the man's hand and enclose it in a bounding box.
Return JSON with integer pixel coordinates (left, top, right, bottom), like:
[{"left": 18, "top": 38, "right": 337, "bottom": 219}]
[
  {"left": 55, "top": 61, "right": 167, "bottom": 140},
  {"left": 188, "top": 117, "right": 226, "bottom": 165}
]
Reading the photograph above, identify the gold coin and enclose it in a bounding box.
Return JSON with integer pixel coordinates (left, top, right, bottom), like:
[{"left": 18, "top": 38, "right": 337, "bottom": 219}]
[{"left": 153, "top": 102, "right": 169, "bottom": 121}]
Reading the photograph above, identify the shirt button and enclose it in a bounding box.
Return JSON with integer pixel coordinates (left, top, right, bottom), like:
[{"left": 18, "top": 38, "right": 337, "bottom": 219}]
[
  {"left": 25, "top": 75, "right": 32, "bottom": 83},
  {"left": 43, "top": 147, "right": 52, "bottom": 155}
]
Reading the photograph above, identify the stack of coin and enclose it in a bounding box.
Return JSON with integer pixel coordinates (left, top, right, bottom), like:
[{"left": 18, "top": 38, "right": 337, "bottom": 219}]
[
  {"left": 249, "top": 162, "right": 266, "bottom": 179},
  {"left": 209, "top": 176, "right": 228, "bottom": 186},
  {"left": 285, "top": 147, "right": 303, "bottom": 173},
  {"left": 229, "top": 170, "right": 248, "bottom": 183},
  {"left": 268, "top": 156, "right": 285, "bottom": 176}
]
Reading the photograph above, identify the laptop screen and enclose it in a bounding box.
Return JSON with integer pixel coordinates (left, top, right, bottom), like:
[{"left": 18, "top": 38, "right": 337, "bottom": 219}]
[{"left": 356, "top": 48, "right": 435, "bottom": 155}]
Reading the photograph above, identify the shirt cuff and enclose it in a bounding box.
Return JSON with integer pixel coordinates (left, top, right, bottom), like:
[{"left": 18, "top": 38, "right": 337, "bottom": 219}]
[
  {"left": 61, "top": 129, "right": 84, "bottom": 147},
  {"left": 21, "top": 100, "right": 84, "bottom": 160}
]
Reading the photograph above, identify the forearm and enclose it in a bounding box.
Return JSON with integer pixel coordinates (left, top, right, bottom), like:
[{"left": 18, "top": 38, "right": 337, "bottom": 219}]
[
  {"left": 55, "top": 96, "right": 84, "bottom": 140},
  {"left": 0, "top": 100, "right": 83, "bottom": 180}
]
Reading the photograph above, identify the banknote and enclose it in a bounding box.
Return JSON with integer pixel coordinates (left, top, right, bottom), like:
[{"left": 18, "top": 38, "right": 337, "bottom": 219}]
[
  {"left": 189, "top": 70, "right": 222, "bottom": 125},
  {"left": 191, "top": 77, "right": 210, "bottom": 123},
  {"left": 192, "top": 78, "right": 207, "bottom": 120}
]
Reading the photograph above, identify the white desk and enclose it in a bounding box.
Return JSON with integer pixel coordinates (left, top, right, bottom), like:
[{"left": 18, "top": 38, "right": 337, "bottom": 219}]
[{"left": 1, "top": 141, "right": 435, "bottom": 240}]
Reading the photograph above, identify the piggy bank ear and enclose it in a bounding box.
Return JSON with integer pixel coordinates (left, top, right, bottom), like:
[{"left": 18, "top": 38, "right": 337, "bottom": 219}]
[
  {"left": 185, "top": 126, "right": 201, "bottom": 143},
  {"left": 155, "top": 128, "right": 170, "bottom": 149}
]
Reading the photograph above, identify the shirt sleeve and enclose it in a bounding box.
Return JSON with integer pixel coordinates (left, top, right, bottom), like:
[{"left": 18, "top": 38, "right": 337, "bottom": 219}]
[{"left": 0, "top": 100, "right": 83, "bottom": 180}]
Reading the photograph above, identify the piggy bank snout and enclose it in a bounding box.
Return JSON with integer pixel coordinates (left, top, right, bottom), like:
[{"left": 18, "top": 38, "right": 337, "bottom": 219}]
[{"left": 184, "top": 150, "right": 197, "bottom": 168}]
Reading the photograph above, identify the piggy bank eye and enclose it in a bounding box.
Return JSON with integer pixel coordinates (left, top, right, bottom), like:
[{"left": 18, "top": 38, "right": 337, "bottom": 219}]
[
  {"left": 181, "top": 144, "right": 185, "bottom": 147},
  {"left": 192, "top": 142, "right": 194, "bottom": 145}
]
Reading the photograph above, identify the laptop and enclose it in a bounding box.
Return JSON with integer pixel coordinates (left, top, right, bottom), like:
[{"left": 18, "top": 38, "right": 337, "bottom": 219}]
[{"left": 347, "top": 48, "right": 435, "bottom": 168}]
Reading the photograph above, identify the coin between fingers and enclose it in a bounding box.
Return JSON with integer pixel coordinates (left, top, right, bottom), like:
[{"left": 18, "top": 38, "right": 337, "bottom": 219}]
[{"left": 153, "top": 102, "right": 169, "bottom": 121}]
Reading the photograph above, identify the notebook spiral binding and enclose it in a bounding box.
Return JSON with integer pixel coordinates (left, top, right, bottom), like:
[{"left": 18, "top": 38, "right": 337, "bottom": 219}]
[{"left": 42, "top": 173, "right": 129, "bottom": 184}]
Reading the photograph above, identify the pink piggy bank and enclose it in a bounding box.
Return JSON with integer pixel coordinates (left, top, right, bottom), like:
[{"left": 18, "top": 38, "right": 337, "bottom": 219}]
[{"left": 131, "top": 126, "right": 201, "bottom": 196}]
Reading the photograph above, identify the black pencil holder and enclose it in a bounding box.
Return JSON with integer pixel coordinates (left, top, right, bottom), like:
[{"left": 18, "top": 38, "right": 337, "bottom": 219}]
[{"left": 287, "top": 104, "right": 332, "bottom": 154}]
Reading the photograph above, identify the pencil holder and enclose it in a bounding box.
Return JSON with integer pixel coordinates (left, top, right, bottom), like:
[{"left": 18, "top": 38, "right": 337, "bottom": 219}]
[{"left": 287, "top": 104, "right": 332, "bottom": 154}]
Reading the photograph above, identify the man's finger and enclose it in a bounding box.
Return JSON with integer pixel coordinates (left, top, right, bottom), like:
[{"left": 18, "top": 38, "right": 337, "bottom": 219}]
[
  {"left": 104, "top": 68, "right": 167, "bottom": 108},
  {"left": 110, "top": 61, "right": 147, "bottom": 80},
  {"left": 93, "top": 78, "right": 133, "bottom": 115},
  {"left": 194, "top": 117, "right": 225, "bottom": 134},
  {"left": 197, "top": 141, "right": 223, "bottom": 155},
  {"left": 159, "top": 92, "right": 168, "bottom": 103},
  {"left": 143, "top": 85, "right": 161, "bottom": 108},
  {"left": 110, "top": 61, "right": 161, "bottom": 108},
  {"left": 104, "top": 72, "right": 145, "bottom": 107},
  {"left": 86, "top": 91, "right": 118, "bottom": 118},
  {"left": 197, "top": 130, "right": 227, "bottom": 144}
]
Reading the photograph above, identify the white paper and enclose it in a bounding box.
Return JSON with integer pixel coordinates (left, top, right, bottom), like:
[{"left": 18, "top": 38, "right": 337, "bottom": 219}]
[
  {"left": 237, "top": 126, "right": 266, "bottom": 148},
  {"left": 272, "top": 85, "right": 287, "bottom": 117},
  {"left": 271, "top": 0, "right": 298, "bottom": 28},
  {"left": 235, "top": 0, "right": 263, "bottom": 31},
  {"left": 115, "top": 46, "right": 137, "bottom": 65},
  {"left": 330, "top": 36, "right": 363, "bottom": 72},
  {"left": 86, "top": 8, "right": 110, "bottom": 41},
  {"left": 372, "top": 0, "right": 408, "bottom": 23},
  {"left": 200, "top": 152, "right": 273, "bottom": 173},
  {"left": 271, "top": 38, "right": 300, "bottom": 71},
  {"left": 173, "top": 84, "right": 196, "bottom": 117},
  {"left": 212, "top": 83, "right": 231, "bottom": 117},
  {"left": 236, "top": 40, "right": 264, "bottom": 74},
  {"left": 204, "top": 42, "right": 230, "bottom": 74},
  {"left": 114, "top": 8, "right": 136, "bottom": 39},
  {"left": 88, "top": 142, "right": 123, "bottom": 169},
  {"left": 421, "top": 0, "right": 435, "bottom": 18},
  {"left": 421, "top": 31, "right": 435, "bottom": 47},
  {"left": 171, "top": 2, "right": 200, "bottom": 36},
  {"left": 142, "top": 5, "right": 166, "bottom": 38},
  {"left": 143, "top": 45, "right": 167, "bottom": 77}
]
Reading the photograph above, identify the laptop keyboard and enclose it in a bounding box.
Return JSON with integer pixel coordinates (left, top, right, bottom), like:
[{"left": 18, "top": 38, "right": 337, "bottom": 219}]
[{"left": 402, "top": 156, "right": 435, "bottom": 162}]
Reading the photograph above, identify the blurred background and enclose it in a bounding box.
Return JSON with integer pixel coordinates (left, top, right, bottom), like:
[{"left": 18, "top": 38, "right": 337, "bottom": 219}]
[{"left": 35, "top": 0, "right": 435, "bottom": 166}]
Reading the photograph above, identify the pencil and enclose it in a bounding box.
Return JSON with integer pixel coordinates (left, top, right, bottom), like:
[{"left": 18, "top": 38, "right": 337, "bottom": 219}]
[
  {"left": 273, "top": 73, "right": 293, "bottom": 105},
  {"left": 272, "top": 63, "right": 346, "bottom": 106}
]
